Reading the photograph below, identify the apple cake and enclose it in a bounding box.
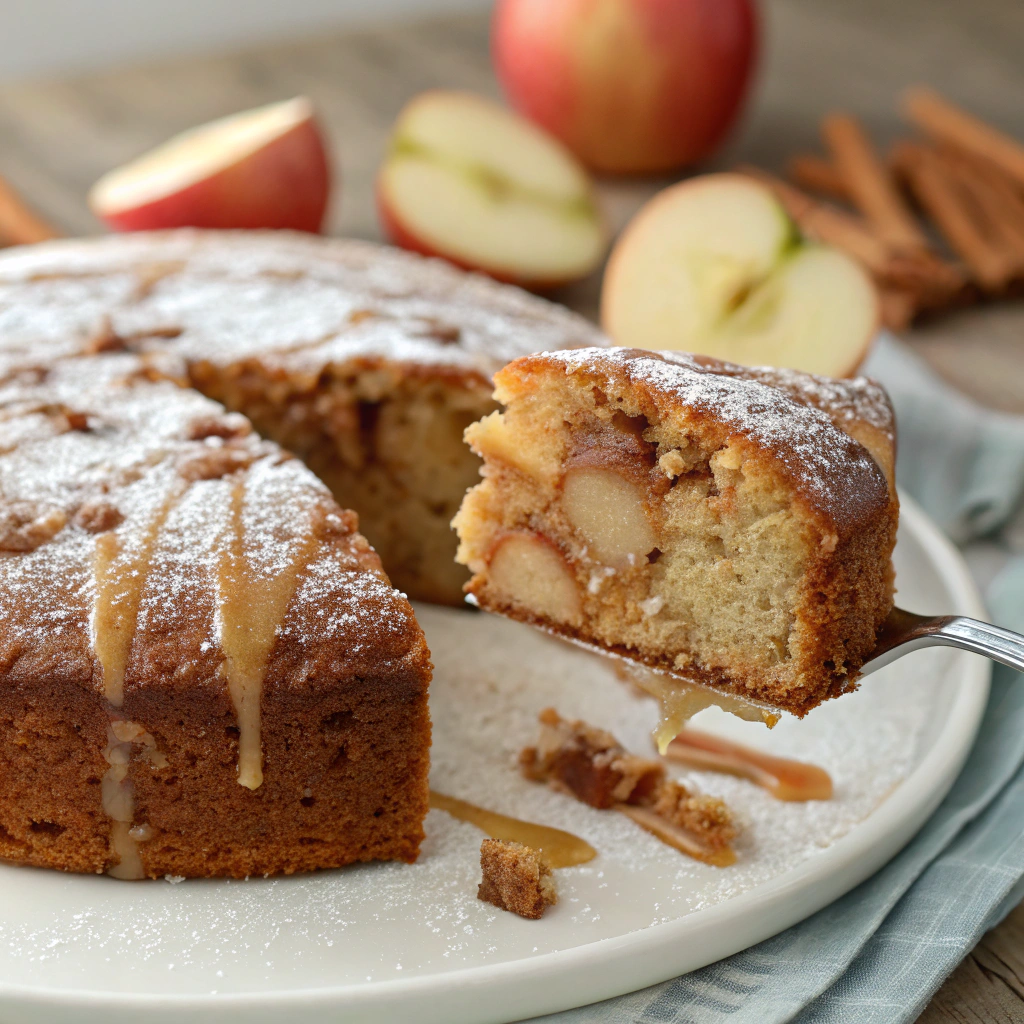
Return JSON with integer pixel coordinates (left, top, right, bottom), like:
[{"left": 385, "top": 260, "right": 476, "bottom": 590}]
[
  {"left": 0, "top": 354, "right": 431, "bottom": 878},
  {"left": 0, "top": 229, "right": 602, "bottom": 605},
  {"left": 454, "top": 347, "right": 898, "bottom": 718},
  {"left": 0, "top": 230, "right": 601, "bottom": 879}
]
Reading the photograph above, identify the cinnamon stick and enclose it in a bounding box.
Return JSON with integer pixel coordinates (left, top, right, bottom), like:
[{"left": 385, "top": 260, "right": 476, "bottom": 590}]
[
  {"left": 903, "top": 87, "right": 1024, "bottom": 191},
  {"left": 738, "top": 166, "right": 962, "bottom": 302},
  {"left": 787, "top": 154, "right": 850, "bottom": 202},
  {"left": 941, "top": 147, "right": 1024, "bottom": 265},
  {"left": 892, "top": 141, "right": 1015, "bottom": 292},
  {"left": 878, "top": 288, "right": 918, "bottom": 331},
  {"left": 0, "top": 175, "right": 60, "bottom": 246},
  {"left": 822, "top": 113, "right": 930, "bottom": 252},
  {"left": 739, "top": 166, "right": 895, "bottom": 271}
]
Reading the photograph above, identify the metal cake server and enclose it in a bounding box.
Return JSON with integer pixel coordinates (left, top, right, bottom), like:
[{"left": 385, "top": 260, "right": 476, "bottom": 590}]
[{"left": 861, "top": 606, "right": 1024, "bottom": 677}]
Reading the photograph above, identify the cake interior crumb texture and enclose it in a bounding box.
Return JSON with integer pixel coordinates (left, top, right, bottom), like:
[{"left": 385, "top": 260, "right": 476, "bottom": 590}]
[
  {"left": 190, "top": 349, "right": 490, "bottom": 606},
  {"left": 454, "top": 347, "right": 898, "bottom": 715},
  {"left": 477, "top": 838, "right": 557, "bottom": 919}
]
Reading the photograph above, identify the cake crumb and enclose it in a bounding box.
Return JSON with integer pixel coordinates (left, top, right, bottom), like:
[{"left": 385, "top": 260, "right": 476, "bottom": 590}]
[
  {"left": 519, "top": 707, "right": 664, "bottom": 809},
  {"left": 520, "top": 709, "right": 737, "bottom": 863},
  {"left": 477, "top": 839, "right": 557, "bottom": 920}
]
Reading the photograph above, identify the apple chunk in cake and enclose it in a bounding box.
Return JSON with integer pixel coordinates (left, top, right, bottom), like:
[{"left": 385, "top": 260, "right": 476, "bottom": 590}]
[{"left": 453, "top": 347, "right": 898, "bottom": 716}]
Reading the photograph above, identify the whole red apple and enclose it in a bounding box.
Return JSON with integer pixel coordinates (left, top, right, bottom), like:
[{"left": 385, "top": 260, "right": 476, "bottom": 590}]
[{"left": 492, "top": 0, "right": 758, "bottom": 175}]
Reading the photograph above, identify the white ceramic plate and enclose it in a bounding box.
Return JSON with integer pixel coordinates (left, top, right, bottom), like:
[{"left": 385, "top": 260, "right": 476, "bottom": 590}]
[{"left": 0, "top": 495, "right": 990, "bottom": 1024}]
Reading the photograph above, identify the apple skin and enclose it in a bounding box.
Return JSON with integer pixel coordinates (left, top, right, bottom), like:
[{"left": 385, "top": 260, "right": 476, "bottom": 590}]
[
  {"left": 375, "top": 183, "right": 491, "bottom": 279},
  {"left": 492, "top": 0, "right": 759, "bottom": 175},
  {"left": 376, "top": 178, "right": 598, "bottom": 293},
  {"left": 96, "top": 117, "right": 331, "bottom": 234}
]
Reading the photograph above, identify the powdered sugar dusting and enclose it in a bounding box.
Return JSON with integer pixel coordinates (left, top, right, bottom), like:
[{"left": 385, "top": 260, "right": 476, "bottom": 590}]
[
  {"left": 541, "top": 347, "right": 892, "bottom": 527},
  {"left": 0, "top": 232, "right": 603, "bottom": 384}
]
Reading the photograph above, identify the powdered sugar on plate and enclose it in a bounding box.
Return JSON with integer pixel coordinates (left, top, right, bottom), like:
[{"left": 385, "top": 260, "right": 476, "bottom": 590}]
[{"left": 0, "top": 599, "right": 946, "bottom": 998}]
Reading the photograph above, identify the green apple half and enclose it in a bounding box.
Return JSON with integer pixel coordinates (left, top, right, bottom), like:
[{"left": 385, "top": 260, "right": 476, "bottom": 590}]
[
  {"left": 378, "top": 91, "right": 608, "bottom": 288},
  {"left": 601, "top": 173, "right": 879, "bottom": 376}
]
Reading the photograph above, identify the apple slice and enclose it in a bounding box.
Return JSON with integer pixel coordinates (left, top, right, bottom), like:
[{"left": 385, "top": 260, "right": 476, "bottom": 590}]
[
  {"left": 601, "top": 173, "right": 879, "bottom": 376},
  {"left": 486, "top": 531, "right": 582, "bottom": 627},
  {"left": 377, "top": 90, "right": 607, "bottom": 289},
  {"left": 89, "top": 97, "right": 330, "bottom": 233}
]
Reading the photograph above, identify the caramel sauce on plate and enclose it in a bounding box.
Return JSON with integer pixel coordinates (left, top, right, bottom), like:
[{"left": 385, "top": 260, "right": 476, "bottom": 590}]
[
  {"left": 429, "top": 791, "right": 596, "bottom": 868},
  {"left": 665, "top": 729, "right": 833, "bottom": 802}
]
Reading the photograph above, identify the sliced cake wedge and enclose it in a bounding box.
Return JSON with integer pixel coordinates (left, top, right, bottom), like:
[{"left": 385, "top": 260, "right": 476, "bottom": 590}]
[{"left": 453, "top": 347, "right": 898, "bottom": 727}]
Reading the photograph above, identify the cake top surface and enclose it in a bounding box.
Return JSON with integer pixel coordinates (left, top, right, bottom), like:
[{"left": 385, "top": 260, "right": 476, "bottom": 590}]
[
  {"left": 0, "top": 353, "right": 426, "bottom": 701},
  {"left": 0, "top": 230, "right": 603, "bottom": 386},
  {"left": 510, "top": 346, "right": 896, "bottom": 530}
]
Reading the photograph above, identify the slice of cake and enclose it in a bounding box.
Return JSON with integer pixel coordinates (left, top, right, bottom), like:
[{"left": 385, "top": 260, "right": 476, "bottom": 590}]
[
  {"left": 0, "top": 355, "right": 431, "bottom": 879},
  {"left": 454, "top": 347, "right": 898, "bottom": 720}
]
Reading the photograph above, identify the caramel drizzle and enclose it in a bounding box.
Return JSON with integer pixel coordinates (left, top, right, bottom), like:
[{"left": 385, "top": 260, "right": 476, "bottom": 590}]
[
  {"left": 92, "top": 479, "right": 184, "bottom": 878},
  {"left": 665, "top": 729, "right": 833, "bottom": 802},
  {"left": 92, "top": 481, "right": 186, "bottom": 707},
  {"left": 101, "top": 721, "right": 169, "bottom": 880},
  {"left": 429, "top": 791, "right": 596, "bottom": 869},
  {"left": 216, "top": 477, "right": 317, "bottom": 790},
  {"left": 106, "top": 822, "right": 145, "bottom": 881},
  {"left": 625, "top": 666, "right": 781, "bottom": 754}
]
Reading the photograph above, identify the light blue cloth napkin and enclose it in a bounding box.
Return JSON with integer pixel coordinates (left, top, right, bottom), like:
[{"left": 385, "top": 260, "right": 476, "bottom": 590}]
[{"left": 528, "top": 333, "right": 1024, "bottom": 1024}]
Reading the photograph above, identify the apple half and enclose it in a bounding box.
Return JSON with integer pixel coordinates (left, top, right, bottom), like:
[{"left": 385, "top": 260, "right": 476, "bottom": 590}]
[
  {"left": 89, "top": 97, "right": 330, "bottom": 233},
  {"left": 601, "top": 173, "right": 879, "bottom": 376},
  {"left": 377, "top": 90, "right": 608, "bottom": 289}
]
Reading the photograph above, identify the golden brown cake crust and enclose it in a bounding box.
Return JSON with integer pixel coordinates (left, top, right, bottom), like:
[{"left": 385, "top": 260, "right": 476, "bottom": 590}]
[{"left": 456, "top": 347, "right": 899, "bottom": 715}]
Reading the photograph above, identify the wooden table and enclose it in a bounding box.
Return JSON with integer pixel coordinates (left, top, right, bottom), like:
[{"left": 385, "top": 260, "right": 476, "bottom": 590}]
[{"left": 0, "top": 1, "right": 1021, "bottom": 1018}]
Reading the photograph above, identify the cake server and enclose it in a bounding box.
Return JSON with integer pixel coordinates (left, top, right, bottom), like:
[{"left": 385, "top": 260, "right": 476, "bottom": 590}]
[{"left": 861, "top": 606, "right": 1024, "bottom": 677}]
